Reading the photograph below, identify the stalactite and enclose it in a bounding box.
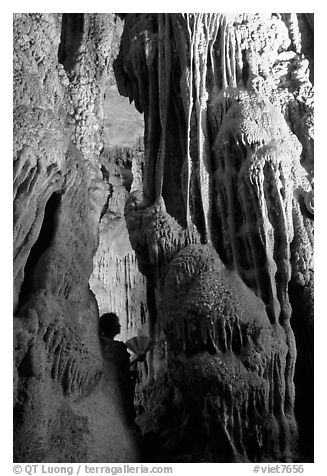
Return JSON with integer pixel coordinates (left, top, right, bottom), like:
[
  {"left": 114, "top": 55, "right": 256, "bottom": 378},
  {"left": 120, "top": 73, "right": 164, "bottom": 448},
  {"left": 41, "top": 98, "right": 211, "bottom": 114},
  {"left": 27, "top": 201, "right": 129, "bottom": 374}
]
[
  {"left": 156, "top": 14, "right": 171, "bottom": 199},
  {"left": 181, "top": 14, "right": 193, "bottom": 225},
  {"left": 210, "top": 89, "right": 312, "bottom": 326}
]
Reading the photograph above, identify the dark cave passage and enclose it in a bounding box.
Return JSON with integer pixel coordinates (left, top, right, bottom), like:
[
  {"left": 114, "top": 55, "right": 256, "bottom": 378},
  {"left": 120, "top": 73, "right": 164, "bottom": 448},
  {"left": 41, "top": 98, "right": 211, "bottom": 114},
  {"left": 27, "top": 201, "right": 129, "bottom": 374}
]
[
  {"left": 58, "top": 13, "right": 84, "bottom": 73},
  {"left": 289, "top": 281, "right": 314, "bottom": 462},
  {"left": 18, "top": 192, "right": 61, "bottom": 309}
]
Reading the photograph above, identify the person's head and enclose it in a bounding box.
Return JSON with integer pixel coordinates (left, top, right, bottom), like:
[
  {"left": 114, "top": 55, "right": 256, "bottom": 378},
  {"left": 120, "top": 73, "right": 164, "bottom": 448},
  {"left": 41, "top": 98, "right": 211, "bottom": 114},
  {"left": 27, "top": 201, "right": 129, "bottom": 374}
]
[{"left": 99, "top": 312, "right": 121, "bottom": 339}]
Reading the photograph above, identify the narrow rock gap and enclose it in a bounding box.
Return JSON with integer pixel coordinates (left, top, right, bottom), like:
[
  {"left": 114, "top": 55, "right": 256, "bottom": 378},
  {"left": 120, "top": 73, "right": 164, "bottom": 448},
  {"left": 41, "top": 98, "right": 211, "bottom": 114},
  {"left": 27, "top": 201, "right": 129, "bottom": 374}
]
[{"left": 241, "top": 49, "right": 249, "bottom": 86}]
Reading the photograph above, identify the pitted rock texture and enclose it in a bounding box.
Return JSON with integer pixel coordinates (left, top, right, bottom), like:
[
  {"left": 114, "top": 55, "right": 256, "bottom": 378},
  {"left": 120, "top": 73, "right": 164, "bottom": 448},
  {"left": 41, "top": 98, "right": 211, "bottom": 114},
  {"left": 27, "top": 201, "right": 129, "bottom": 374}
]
[{"left": 163, "top": 244, "right": 297, "bottom": 461}]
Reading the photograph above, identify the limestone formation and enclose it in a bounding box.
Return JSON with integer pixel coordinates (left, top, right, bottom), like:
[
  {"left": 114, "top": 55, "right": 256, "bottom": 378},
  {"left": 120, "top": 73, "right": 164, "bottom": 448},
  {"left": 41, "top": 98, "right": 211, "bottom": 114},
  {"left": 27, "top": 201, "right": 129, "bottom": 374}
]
[
  {"left": 163, "top": 244, "right": 297, "bottom": 461},
  {"left": 116, "top": 13, "right": 313, "bottom": 462},
  {"left": 14, "top": 13, "right": 313, "bottom": 463}
]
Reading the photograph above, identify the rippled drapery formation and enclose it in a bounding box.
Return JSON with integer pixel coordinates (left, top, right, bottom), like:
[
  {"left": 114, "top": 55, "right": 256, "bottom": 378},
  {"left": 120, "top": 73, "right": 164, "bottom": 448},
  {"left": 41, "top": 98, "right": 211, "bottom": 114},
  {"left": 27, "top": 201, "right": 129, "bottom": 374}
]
[{"left": 115, "top": 13, "right": 313, "bottom": 462}]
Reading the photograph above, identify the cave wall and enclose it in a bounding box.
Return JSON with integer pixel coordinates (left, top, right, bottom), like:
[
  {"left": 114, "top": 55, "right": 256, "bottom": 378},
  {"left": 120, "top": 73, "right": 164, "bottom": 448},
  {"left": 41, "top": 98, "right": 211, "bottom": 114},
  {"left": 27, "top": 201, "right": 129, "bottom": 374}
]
[
  {"left": 114, "top": 13, "right": 314, "bottom": 462},
  {"left": 13, "top": 13, "right": 139, "bottom": 462}
]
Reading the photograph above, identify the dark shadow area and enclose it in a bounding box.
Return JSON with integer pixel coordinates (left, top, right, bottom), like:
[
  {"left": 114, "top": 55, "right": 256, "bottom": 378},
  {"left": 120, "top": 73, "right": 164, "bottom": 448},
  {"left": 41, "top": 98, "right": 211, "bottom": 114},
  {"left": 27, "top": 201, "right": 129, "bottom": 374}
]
[
  {"left": 17, "top": 192, "right": 61, "bottom": 308},
  {"left": 241, "top": 49, "right": 249, "bottom": 87},
  {"left": 299, "top": 14, "right": 314, "bottom": 84},
  {"left": 289, "top": 280, "right": 314, "bottom": 462},
  {"left": 99, "top": 314, "right": 136, "bottom": 426},
  {"left": 58, "top": 13, "right": 84, "bottom": 74},
  {"left": 120, "top": 165, "right": 133, "bottom": 192}
]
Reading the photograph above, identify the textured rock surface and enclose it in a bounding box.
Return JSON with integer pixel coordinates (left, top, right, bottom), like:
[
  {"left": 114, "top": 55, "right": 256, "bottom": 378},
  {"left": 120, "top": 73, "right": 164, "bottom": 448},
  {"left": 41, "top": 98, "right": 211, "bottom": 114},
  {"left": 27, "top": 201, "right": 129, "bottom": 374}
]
[
  {"left": 115, "top": 13, "right": 313, "bottom": 462},
  {"left": 161, "top": 244, "right": 297, "bottom": 462},
  {"left": 13, "top": 14, "right": 139, "bottom": 462}
]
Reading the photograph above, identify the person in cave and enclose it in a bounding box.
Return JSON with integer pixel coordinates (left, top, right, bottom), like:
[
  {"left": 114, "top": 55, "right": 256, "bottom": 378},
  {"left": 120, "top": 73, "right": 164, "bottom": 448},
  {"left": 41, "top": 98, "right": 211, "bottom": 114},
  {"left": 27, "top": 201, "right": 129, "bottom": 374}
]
[
  {"left": 99, "top": 312, "right": 135, "bottom": 422},
  {"left": 99, "top": 312, "right": 122, "bottom": 339}
]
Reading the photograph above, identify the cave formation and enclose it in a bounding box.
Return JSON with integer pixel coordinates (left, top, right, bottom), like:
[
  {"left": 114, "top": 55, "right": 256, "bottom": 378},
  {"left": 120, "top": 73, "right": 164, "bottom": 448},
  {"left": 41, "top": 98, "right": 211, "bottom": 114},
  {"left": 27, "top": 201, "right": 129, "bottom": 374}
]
[{"left": 13, "top": 13, "right": 314, "bottom": 463}]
